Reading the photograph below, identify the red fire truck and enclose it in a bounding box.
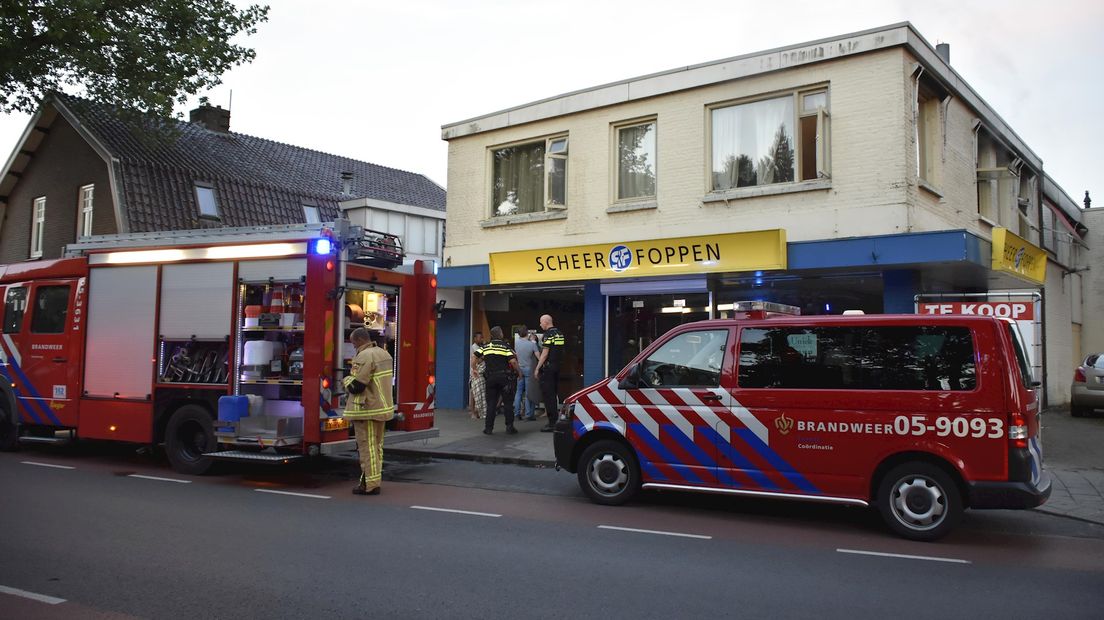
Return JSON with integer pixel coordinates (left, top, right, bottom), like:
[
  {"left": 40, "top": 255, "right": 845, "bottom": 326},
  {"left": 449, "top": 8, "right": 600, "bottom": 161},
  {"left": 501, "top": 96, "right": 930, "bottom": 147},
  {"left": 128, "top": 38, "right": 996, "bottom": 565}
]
[{"left": 0, "top": 222, "right": 437, "bottom": 473}]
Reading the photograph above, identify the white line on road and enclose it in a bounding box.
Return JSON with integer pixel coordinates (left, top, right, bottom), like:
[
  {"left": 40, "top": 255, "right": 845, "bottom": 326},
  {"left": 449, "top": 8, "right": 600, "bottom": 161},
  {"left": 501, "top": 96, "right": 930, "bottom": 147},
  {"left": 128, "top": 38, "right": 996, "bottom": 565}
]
[
  {"left": 127, "top": 474, "right": 191, "bottom": 484},
  {"left": 598, "top": 525, "right": 713, "bottom": 540},
  {"left": 20, "top": 461, "right": 74, "bottom": 470},
  {"left": 254, "top": 489, "right": 331, "bottom": 500},
  {"left": 836, "top": 548, "right": 971, "bottom": 564},
  {"left": 410, "top": 505, "right": 502, "bottom": 518},
  {"left": 0, "top": 584, "right": 66, "bottom": 605}
]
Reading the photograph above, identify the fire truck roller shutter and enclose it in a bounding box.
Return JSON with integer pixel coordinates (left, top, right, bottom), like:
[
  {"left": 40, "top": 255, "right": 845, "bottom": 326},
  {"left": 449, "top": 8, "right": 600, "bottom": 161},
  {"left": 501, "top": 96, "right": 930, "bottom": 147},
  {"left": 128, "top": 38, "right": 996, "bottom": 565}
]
[
  {"left": 237, "top": 259, "right": 307, "bottom": 282},
  {"left": 159, "top": 263, "right": 234, "bottom": 339},
  {"left": 85, "top": 266, "right": 157, "bottom": 399}
]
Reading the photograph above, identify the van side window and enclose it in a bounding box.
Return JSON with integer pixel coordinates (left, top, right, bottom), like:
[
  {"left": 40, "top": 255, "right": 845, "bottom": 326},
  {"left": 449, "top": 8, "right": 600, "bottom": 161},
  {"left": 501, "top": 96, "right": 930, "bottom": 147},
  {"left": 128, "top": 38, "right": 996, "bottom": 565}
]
[
  {"left": 640, "top": 329, "right": 728, "bottom": 388},
  {"left": 738, "top": 326, "right": 976, "bottom": 391},
  {"left": 30, "top": 285, "right": 71, "bottom": 334},
  {"left": 3, "top": 287, "right": 28, "bottom": 333}
]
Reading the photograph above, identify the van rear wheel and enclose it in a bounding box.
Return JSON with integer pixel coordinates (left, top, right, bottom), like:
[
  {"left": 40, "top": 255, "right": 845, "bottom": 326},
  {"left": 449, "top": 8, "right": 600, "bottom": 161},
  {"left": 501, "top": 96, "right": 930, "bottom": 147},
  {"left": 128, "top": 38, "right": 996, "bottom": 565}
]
[
  {"left": 877, "top": 462, "right": 962, "bottom": 541},
  {"left": 578, "top": 440, "right": 641, "bottom": 506},
  {"left": 164, "top": 405, "right": 216, "bottom": 475}
]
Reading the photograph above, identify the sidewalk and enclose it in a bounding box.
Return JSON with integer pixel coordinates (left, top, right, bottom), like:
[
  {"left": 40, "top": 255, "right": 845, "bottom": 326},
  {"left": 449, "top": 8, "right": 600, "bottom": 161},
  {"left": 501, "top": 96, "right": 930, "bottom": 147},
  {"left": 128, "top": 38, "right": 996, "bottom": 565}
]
[
  {"left": 391, "top": 407, "right": 1104, "bottom": 525},
  {"left": 388, "top": 408, "right": 556, "bottom": 466}
]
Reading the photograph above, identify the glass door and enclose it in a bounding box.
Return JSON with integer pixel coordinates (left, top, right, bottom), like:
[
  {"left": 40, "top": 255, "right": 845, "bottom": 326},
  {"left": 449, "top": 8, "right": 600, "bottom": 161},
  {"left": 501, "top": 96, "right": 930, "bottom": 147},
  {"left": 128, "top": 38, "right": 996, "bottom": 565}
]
[{"left": 606, "top": 292, "right": 711, "bottom": 376}]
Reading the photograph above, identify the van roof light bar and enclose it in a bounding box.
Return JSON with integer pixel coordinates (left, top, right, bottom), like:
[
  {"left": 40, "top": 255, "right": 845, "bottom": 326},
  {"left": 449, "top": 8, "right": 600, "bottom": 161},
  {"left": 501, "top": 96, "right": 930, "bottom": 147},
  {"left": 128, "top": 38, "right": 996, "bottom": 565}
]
[{"left": 731, "top": 301, "right": 801, "bottom": 316}]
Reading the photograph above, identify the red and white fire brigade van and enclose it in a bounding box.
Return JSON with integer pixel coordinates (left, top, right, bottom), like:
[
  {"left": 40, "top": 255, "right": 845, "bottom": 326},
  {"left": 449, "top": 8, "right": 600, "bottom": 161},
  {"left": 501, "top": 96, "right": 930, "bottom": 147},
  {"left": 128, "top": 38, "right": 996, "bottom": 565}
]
[
  {"left": 554, "top": 302, "right": 1050, "bottom": 540},
  {"left": 0, "top": 222, "right": 437, "bottom": 474}
]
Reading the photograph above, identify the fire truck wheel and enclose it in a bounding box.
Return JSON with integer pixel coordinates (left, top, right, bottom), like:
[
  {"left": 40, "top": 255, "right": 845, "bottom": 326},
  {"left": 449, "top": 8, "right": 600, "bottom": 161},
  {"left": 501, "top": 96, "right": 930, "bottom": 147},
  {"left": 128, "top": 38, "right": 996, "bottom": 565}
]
[
  {"left": 877, "top": 462, "right": 963, "bottom": 542},
  {"left": 165, "top": 405, "right": 216, "bottom": 475},
  {"left": 578, "top": 440, "right": 641, "bottom": 506},
  {"left": 0, "top": 401, "right": 18, "bottom": 452}
]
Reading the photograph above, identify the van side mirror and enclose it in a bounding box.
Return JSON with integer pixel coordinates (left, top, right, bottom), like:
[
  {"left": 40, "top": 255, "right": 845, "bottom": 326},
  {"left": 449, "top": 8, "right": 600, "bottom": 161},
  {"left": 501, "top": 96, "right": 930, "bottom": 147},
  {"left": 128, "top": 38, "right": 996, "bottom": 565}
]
[{"left": 620, "top": 363, "right": 640, "bottom": 389}]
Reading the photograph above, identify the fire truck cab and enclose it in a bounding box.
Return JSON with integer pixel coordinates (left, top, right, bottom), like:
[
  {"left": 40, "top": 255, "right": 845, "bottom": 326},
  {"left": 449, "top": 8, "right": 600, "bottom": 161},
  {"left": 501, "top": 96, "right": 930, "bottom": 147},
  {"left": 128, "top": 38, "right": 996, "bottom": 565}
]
[{"left": 0, "top": 222, "right": 437, "bottom": 473}]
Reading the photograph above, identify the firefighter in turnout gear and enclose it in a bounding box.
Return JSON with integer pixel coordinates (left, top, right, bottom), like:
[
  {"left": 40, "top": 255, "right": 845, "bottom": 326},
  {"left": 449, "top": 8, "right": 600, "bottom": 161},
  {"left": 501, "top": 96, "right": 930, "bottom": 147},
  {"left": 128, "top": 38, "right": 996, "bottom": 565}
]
[
  {"left": 476, "top": 326, "right": 521, "bottom": 435},
  {"left": 343, "top": 327, "right": 394, "bottom": 495}
]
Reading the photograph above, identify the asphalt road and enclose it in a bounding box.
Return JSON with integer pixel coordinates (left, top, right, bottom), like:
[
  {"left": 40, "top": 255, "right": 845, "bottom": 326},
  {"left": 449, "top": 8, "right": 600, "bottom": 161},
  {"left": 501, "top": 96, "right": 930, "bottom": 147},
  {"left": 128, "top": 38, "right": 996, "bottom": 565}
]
[{"left": 2, "top": 444, "right": 1102, "bottom": 619}]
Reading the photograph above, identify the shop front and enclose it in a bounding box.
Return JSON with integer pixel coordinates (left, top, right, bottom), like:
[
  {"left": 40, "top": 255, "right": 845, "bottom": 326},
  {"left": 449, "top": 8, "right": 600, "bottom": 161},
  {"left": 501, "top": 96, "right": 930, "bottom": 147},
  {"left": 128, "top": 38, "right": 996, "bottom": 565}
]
[{"left": 435, "top": 227, "right": 1049, "bottom": 409}]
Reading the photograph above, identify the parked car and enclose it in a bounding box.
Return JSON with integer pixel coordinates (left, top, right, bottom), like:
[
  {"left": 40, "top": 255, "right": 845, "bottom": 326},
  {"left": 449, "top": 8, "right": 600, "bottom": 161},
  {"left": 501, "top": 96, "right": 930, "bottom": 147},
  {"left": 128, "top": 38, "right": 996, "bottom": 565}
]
[{"left": 1071, "top": 353, "right": 1104, "bottom": 417}]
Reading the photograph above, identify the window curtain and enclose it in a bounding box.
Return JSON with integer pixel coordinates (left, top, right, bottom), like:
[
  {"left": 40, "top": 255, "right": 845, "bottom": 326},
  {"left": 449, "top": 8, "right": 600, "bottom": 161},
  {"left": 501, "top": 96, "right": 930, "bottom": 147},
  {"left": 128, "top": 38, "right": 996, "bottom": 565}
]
[
  {"left": 618, "top": 123, "right": 657, "bottom": 199},
  {"left": 493, "top": 143, "right": 545, "bottom": 215},
  {"left": 712, "top": 97, "right": 795, "bottom": 190}
]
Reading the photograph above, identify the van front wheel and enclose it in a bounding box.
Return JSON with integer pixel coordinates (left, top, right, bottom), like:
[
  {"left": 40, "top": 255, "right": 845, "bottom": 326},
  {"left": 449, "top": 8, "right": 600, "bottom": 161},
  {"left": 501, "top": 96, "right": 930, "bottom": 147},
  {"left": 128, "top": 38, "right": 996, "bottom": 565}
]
[
  {"left": 578, "top": 440, "right": 641, "bottom": 506},
  {"left": 877, "top": 462, "right": 962, "bottom": 541}
]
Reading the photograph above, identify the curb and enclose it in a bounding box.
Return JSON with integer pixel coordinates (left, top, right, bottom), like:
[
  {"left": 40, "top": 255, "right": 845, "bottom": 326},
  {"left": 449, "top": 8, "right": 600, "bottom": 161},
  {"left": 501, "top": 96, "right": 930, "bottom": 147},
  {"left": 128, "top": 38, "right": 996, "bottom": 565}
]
[
  {"left": 1033, "top": 507, "right": 1104, "bottom": 525},
  {"left": 387, "top": 447, "right": 556, "bottom": 468}
]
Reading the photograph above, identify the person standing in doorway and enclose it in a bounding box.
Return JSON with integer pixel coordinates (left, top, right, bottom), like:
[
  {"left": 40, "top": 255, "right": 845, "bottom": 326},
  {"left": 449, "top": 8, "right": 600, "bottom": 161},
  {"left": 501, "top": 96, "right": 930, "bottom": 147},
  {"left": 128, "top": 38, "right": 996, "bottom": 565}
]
[
  {"left": 343, "top": 328, "right": 394, "bottom": 496},
  {"left": 534, "top": 314, "right": 565, "bottom": 432},
  {"left": 513, "top": 326, "right": 539, "bottom": 421},
  {"left": 469, "top": 331, "right": 486, "bottom": 420},
  {"left": 477, "top": 326, "right": 520, "bottom": 435}
]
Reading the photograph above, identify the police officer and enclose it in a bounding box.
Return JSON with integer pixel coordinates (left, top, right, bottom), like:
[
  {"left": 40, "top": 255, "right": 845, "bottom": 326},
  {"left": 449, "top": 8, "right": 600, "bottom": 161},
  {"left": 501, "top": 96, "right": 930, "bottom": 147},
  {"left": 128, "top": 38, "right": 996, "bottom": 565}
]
[
  {"left": 476, "top": 326, "right": 520, "bottom": 435},
  {"left": 534, "top": 314, "right": 565, "bottom": 432}
]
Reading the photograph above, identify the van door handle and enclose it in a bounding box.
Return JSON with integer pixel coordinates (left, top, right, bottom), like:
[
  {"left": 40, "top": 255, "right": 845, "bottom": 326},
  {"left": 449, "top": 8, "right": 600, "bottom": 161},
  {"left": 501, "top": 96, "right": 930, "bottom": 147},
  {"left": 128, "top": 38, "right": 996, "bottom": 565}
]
[
  {"left": 52, "top": 357, "right": 67, "bottom": 363},
  {"left": 700, "top": 394, "right": 722, "bottom": 402}
]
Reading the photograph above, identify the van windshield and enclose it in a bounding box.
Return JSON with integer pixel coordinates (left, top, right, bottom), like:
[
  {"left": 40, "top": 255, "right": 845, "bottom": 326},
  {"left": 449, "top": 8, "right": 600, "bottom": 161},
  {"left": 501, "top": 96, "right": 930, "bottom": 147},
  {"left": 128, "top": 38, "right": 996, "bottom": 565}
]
[{"left": 1006, "top": 321, "right": 1035, "bottom": 388}]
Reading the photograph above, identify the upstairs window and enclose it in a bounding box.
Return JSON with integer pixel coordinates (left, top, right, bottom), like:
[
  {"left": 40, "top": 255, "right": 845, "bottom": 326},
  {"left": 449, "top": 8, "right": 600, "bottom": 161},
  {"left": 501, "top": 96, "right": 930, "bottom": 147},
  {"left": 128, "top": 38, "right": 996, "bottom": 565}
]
[
  {"left": 79, "top": 184, "right": 94, "bottom": 237},
  {"left": 194, "top": 184, "right": 220, "bottom": 220},
  {"left": 303, "top": 205, "right": 321, "bottom": 224},
  {"left": 616, "top": 120, "right": 657, "bottom": 201},
  {"left": 915, "top": 77, "right": 946, "bottom": 187},
  {"left": 30, "top": 196, "right": 45, "bottom": 258},
  {"left": 491, "top": 135, "right": 568, "bottom": 217},
  {"left": 711, "top": 88, "right": 829, "bottom": 192}
]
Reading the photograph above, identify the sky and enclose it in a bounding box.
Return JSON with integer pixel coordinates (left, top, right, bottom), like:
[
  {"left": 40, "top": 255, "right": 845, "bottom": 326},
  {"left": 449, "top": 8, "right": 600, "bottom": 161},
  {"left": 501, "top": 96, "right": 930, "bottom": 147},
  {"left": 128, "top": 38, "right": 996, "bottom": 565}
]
[{"left": 1, "top": 0, "right": 1101, "bottom": 205}]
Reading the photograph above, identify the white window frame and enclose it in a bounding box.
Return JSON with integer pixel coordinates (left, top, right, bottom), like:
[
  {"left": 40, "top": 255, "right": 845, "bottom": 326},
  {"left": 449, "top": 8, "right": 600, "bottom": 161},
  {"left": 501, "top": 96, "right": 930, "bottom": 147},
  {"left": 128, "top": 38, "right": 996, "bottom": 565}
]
[
  {"left": 613, "top": 118, "right": 658, "bottom": 203},
  {"left": 488, "top": 134, "right": 569, "bottom": 218},
  {"left": 913, "top": 72, "right": 947, "bottom": 189},
  {"left": 78, "top": 184, "right": 94, "bottom": 238},
  {"left": 303, "top": 205, "right": 321, "bottom": 224},
  {"left": 706, "top": 86, "right": 831, "bottom": 195},
  {"left": 30, "top": 196, "right": 46, "bottom": 258},
  {"left": 194, "top": 184, "right": 220, "bottom": 220}
]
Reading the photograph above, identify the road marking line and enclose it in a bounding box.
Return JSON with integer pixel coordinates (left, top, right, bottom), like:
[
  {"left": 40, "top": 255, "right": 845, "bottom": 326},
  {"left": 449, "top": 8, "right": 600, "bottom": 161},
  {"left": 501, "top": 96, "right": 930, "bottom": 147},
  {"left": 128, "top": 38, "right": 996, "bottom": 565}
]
[
  {"left": 0, "top": 584, "right": 66, "bottom": 605},
  {"left": 598, "top": 525, "right": 712, "bottom": 540},
  {"left": 20, "top": 461, "right": 74, "bottom": 470},
  {"left": 254, "top": 489, "right": 331, "bottom": 500},
  {"left": 128, "top": 474, "right": 191, "bottom": 484},
  {"left": 836, "top": 548, "right": 971, "bottom": 564},
  {"left": 410, "top": 505, "right": 502, "bottom": 518}
]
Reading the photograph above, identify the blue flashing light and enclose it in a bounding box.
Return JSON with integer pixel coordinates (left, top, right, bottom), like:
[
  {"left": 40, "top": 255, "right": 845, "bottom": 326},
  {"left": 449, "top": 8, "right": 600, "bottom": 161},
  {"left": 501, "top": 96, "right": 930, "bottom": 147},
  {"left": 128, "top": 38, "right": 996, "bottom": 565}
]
[
  {"left": 754, "top": 278, "right": 764, "bottom": 286},
  {"left": 754, "top": 270, "right": 763, "bottom": 277},
  {"left": 313, "top": 238, "right": 333, "bottom": 255},
  {"left": 825, "top": 303, "right": 832, "bottom": 313}
]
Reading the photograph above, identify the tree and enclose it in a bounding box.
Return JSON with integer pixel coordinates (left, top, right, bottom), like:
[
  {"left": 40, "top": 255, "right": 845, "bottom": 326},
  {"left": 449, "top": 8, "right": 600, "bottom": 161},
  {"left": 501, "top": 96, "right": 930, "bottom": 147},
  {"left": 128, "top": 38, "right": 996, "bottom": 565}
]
[{"left": 0, "top": 0, "right": 269, "bottom": 116}]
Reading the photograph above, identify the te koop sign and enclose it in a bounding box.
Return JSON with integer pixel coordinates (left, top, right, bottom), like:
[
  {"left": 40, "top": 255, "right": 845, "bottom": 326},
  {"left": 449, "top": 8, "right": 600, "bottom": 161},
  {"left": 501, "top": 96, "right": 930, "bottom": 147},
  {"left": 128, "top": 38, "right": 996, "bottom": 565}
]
[{"left": 917, "top": 301, "right": 1035, "bottom": 320}]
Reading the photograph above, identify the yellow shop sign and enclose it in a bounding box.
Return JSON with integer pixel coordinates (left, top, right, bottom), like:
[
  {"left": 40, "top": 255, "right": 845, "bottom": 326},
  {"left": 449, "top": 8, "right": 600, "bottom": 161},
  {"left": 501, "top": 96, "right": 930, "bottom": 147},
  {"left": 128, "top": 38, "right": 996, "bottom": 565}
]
[
  {"left": 991, "top": 227, "right": 1046, "bottom": 285},
  {"left": 488, "top": 230, "right": 787, "bottom": 284}
]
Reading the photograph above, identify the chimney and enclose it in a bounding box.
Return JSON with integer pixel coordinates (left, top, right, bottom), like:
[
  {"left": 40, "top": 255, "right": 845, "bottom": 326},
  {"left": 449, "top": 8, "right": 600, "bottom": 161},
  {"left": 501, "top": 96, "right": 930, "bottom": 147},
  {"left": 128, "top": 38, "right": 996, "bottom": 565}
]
[
  {"left": 189, "top": 104, "right": 231, "bottom": 133},
  {"left": 936, "top": 43, "right": 950, "bottom": 64},
  {"left": 341, "top": 171, "right": 354, "bottom": 195}
]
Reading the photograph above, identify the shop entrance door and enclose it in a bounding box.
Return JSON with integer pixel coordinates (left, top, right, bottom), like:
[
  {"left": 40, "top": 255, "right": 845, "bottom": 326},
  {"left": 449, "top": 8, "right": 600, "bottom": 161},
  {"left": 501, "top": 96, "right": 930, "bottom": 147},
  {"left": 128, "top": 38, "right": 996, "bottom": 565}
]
[{"left": 607, "top": 293, "right": 710, "bottom": 376}]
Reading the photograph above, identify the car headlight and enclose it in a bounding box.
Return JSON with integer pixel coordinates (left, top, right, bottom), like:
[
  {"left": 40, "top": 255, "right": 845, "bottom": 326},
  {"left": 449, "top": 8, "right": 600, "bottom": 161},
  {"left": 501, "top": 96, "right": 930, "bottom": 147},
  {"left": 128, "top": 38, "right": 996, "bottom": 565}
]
[{"left": 559, "top": 402, "right": 575, "bottom": 422}]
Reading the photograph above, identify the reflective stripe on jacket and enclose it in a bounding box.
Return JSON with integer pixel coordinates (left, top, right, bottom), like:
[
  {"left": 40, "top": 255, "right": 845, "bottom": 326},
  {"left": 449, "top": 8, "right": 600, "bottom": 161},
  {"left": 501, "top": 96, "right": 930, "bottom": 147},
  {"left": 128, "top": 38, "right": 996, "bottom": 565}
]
[{"left": 344, "top": 343, "right": 395, "bottom": 421}]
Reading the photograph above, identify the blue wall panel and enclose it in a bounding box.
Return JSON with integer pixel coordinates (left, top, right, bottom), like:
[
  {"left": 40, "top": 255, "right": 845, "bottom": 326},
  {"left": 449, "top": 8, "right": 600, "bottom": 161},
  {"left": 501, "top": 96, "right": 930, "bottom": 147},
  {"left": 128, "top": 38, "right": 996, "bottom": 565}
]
[
  {"left": 434, "top": 308, "right": 467, "bottom": 409},
  {"left": 583, "top": 282, "right": 605, "bottom": 386},
  {"left": 883, "top": 269, "right": 919, "bottom": 313}
]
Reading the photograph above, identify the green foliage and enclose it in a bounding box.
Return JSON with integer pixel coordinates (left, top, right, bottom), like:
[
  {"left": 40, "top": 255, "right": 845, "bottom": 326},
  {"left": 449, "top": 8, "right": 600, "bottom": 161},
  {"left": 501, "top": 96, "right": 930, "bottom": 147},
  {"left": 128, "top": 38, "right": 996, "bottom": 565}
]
[{"left": 0, "top": 0, "right": 269, "bottom": 115}]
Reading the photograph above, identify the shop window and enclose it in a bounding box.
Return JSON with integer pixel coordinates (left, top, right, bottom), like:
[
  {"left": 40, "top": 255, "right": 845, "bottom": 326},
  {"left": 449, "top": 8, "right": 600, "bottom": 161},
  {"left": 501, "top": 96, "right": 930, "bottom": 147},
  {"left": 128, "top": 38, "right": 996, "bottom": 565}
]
[
  {"left": 303, "top": 205, "right": 321, "bottom": 224},
  {"left": 710, "top": 88, "right": 829, "bottom": 192},
  {"left": 194, "top": 184, "right": 220, "bottom": 220},
  {"left": 615, "top": 120, "right": 657, "bottom": 201},
  {"left": 30, "top": 196, "right": 45, "bottom": 258},
  {"left": 639, "top": 329, "right": 728, "bottom": 388},
  {"left": 491, "top": 135, "right": 568, "bottom": 217},
  {"left": 738, "top": 326, "right": 975, "bottom": 391},
  {"left": 79, "top": 184, "right": 94, "bottom": 237},
  {"left": 31, "top": 285, "right": 70, "bottom": 334},
  {"left": 3, "top": 287, "right": 28, "bottom": 333}
]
